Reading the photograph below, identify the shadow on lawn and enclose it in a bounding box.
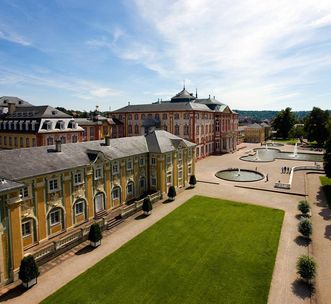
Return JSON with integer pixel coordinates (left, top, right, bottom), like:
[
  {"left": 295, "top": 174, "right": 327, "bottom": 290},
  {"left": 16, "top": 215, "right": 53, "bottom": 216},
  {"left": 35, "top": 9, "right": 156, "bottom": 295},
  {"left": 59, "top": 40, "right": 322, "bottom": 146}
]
[
  {"left": 0, "top": 284, "right": 27, "bottom": 301},
  {"left": 75, "top": 245, "right": 95, "bottom": 255},
  {"left": 291, "top": 279, "right": 314, "bottom": 300},
  {"left": 294, "top": 236, "right": 311, "bottom": 247}
]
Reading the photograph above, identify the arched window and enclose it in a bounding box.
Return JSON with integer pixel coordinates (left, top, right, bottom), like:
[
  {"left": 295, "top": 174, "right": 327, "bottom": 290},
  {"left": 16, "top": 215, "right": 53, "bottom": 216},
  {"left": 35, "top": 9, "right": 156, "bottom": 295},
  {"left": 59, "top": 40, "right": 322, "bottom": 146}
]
[
  {"left": 111, "top": 186, "right": 121, "bottom": 201},
  {"left": 140, "top": 177, "right": 146, "bottom": 192},
  {"left": 21, "top": 217, "right": 37, "bottom": 247},
  {"left": 175, "top": 125, "right": 180, "bottom": 135},
  {"left": 48, "top": 207, "right": 64, "bottom": 235},
  {"left": 127, "top": 181, "right": 134, "bottom": 197}
]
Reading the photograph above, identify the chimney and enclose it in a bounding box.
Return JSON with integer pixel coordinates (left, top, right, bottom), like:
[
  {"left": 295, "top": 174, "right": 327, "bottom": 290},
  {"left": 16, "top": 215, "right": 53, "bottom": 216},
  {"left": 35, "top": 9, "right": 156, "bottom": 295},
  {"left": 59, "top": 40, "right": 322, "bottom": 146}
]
[
  {"left": 55, "top": 140, "right": 62, "bottom": 152},
  {"left": 8, "top": 102, "right": 16, "bottom": 114},
  {"left": 104, "top": 136, "right": 111, "bottom": 146},
  {"left": 209, "top": 94, "right": 210, "bottom": 99}
]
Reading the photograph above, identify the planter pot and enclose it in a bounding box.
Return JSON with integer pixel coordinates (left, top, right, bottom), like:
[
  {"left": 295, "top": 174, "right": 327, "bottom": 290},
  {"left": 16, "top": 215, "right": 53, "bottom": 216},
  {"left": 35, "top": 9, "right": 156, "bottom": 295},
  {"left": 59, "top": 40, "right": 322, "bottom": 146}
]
[
  {"left": 90, "top": 240, "right": 101, "bottom": 248},
  {"left": 168, "top": 197, "right": 175, "bottom": 201},
  {"left": 144, "top": 211, "right": 151, "bottom": 215},
  {"left": 22, "top": 277, "right": 37, "bottom": 289},
  {"left": 190, "top": 184, "right": 196, "bottom": 188}
]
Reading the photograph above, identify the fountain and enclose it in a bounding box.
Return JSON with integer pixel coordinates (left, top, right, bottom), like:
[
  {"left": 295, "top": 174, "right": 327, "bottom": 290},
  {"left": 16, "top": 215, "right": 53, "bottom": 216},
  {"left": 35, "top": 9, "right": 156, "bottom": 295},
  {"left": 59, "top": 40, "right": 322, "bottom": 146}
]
[
  {"left": 255, "top": 150, "right": 259, "bottom": 160},
  {"left": 265, "top": 144, "right": 268, "bottom": 151},
  {"left": 215, "top": 169, "right": 264, "bottom": 182},
  {"left": 290, "top": 142, "right": 298, "bottom": 158}
]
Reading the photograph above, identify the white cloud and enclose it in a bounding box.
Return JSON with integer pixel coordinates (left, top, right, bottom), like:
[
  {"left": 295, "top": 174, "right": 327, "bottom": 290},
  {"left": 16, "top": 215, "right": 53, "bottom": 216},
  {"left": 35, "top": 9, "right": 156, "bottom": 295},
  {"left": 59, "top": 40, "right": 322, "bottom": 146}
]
[
  {"left": 0, "top": 28, "right": 31, "bottom": 46},
  {"left": 109, "top": 0, "right": 331, "bottom": 109}
]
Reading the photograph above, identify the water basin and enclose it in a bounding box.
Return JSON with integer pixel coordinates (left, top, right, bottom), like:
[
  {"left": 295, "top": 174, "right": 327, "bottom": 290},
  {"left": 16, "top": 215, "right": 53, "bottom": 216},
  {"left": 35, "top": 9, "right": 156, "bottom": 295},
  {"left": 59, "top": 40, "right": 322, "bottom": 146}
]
[{"left": 215, "top": 169, "right": 264, "bottom": 182}]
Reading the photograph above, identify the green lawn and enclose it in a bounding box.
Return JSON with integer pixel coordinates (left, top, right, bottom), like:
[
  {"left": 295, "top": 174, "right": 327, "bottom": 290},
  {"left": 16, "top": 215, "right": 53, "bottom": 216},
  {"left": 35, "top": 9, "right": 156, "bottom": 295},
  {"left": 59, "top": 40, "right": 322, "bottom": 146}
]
[
  {"left": 43, "top": 196, "right": 284, "bottom": 304},
  {"left": 320, "top": 176, "right": 331, "bottom": 208}
]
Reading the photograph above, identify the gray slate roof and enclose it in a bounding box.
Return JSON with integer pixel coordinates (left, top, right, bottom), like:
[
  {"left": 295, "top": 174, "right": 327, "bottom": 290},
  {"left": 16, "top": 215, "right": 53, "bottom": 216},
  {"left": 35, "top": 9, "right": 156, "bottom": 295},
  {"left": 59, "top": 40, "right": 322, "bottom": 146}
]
[
  {"left": 0, "top": 130, "right": 195, "bottom": 181},
  {"left": 114, "top": 102, "right": 212, "bottom": 113},
  {"left": 4, "top": 106, "right": 71, "bottom": 119},
  {"left": 0, "top": 96, "right": 33, "bottom": 107},
  {"left": 0, "top": 178, "right": 25, "bottom": 194}
]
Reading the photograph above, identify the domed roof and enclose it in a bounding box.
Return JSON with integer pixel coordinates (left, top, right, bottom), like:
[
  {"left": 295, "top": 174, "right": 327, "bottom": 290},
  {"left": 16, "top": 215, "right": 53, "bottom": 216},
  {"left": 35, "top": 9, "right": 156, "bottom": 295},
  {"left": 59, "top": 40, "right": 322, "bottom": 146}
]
[{"left": 170, "top": 88, "right": 196, "bottom": 102}]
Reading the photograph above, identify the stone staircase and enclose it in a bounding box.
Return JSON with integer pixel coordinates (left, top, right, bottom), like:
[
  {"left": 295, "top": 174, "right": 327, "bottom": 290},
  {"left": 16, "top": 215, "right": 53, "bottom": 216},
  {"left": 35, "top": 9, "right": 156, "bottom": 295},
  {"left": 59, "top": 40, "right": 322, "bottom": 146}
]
[
  {"left": 107, "top": 216, "right": 124, "bottom": 230},
  {"left": 94, "top": 210, "right": 108, "bottom": 220}
]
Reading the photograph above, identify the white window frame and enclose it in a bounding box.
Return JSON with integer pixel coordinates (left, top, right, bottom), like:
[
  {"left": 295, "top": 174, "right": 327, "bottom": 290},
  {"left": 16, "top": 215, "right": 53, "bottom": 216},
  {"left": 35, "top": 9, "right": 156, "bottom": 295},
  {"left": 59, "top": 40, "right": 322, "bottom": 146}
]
[
  {"left": 112, "top": 161, "right": 119, "bottom": 175},
  {"left": 50, "top": 209, "right": 61, "bottom": 226},
  {"left": 20, "top": 186, "right": 29, "bottom": 199},
  {"left": 166, "top": 172, "right": 172, "bottom": 186},
  {"left": 73, "top": 171, "right": 83, "bottom": 186},
  {"left": 112, "top": 187, "right": 120, "bottom": 200},
  {"left": 151, "top": 156, "right": 156, "bottom": 166},
  {"left": 151, "top": 177, "right": 157, "bottom": 187},
  {"left": 75, "top": 201, "right": 84, "bottom": 215},
  {"left": 22, "top": 220, "right": 32, "bottom": 237},
  {"left": 127, "top": 182, "right": 134, "bottom": 195},
  {"left": 127, "top": 159, "right": 133, "bottom": 171},
  {"left": 166, "top": 154, "right": 172, "bottom": 165},
  {"left": 48, "top": 178, "right": 59, "bottom": 193},
  {"left": 95, "top": 166, "right": 103, "bottom": 180}
]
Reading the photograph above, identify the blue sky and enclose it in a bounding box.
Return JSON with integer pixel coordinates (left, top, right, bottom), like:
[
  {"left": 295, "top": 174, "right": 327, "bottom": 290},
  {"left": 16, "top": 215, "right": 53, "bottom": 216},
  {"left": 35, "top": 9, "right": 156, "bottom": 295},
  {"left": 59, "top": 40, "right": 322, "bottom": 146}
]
[{"left": 0, "top": 0, "right": 331, "bottom": 111}]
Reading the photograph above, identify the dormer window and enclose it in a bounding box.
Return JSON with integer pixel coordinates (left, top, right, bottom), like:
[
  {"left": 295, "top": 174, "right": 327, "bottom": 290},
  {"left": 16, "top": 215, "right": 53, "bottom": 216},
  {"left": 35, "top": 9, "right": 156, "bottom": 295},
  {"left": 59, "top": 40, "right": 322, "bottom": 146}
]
[
  {"left": 25, "top": 121, "right": 29, "bottom": 130},
  {"left": 48, "top": 178, "right": 59, "bottom": 192},
  {"left": 112, "top": 161, "right": 119, "bottom": 175},
  {"left": 47, "top": 122, "right": 52, "bottom": 130}
]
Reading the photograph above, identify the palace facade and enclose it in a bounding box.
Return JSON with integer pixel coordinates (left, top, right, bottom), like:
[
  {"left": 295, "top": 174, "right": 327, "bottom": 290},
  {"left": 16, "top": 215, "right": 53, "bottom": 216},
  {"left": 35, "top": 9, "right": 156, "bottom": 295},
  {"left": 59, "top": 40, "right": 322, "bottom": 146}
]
[
  {"left": 0, "top": 130, "right": 195, "bottom": 285},
  {"left": 110, "top": 88, "right": 238, "bottom": 159},
  {"left": 0, "top": 98, "right": 84, "bottom": 149}
]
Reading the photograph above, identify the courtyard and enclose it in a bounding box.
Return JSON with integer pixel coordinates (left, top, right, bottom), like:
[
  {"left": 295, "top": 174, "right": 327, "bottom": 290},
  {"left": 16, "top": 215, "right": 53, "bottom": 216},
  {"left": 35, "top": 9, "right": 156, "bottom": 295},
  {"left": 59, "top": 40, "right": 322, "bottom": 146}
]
[{"left": 0, "top": 142, "right": 328, "bottom": 304}]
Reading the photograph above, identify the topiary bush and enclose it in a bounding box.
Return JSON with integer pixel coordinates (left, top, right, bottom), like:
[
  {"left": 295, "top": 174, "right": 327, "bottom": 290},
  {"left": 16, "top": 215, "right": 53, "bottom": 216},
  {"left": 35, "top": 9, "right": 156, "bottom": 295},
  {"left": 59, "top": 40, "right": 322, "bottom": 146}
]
[
  {"left": 88, "top": 223, "right": 102, "bottom": 246},
  {"left": 298, "top": 218, "right": 312, "bottom": 238},
  {"left": 168, "top": 186, "right": 176, "bottom": 201},
  {"left": 142, "top": 196, "right": 153, "bottom": 215},
  {"left": 296, "top": 255, "right": 316, "bottom": 283},
  {"left": 189, "top": 175, "right": 197, "bottom": 188},
  {"left": 19, "top": 255, "right": 39, "bottom": 287},
  {"left": 298, "top": 200, "right": 310, "bottom": 216}
]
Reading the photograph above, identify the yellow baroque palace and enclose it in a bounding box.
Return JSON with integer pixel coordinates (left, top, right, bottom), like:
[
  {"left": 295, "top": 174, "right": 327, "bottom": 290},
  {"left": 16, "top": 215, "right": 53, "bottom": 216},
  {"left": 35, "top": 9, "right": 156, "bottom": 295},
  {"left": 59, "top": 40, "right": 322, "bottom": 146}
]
[{"left": 0, "top": 130, "right": 196, "bottom": 285}]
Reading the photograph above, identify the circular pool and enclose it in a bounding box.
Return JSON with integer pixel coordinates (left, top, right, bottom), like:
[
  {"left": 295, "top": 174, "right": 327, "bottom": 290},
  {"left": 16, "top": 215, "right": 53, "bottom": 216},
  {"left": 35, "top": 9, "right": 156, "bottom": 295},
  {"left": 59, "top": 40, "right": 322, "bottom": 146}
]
[{"left": 215, "top": 169, "right": 264, "bottom": 182}]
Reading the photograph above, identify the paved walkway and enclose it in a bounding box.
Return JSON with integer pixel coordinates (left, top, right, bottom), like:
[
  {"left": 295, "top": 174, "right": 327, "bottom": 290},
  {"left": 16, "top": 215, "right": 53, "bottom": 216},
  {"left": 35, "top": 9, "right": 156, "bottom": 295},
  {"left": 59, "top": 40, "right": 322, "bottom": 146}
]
[
  {"left": 307, "top": 174, "right": 331, "bottom": 304},
  {"left": 0, "top": 145, "right": 326, "bottom": 304}
]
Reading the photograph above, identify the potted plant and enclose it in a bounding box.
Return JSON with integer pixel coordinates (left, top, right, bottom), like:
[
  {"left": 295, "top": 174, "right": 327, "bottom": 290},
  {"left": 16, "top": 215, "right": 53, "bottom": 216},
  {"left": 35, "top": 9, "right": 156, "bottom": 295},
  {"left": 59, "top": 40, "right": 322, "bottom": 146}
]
[
  {"left": 168, "top": 186, "right": 176, "bottom": 201},
  {"left": 88, "top": 223, "right": 102, "bottom": 247},
  {"left": 189, "top": 175, "right": 197, "bottom": 188},
  {"left": 19, "top": 255, "right": 39, "bottom": 288},
  {"left": 142, "top": 196, "right": 153, "bottom": 215}
]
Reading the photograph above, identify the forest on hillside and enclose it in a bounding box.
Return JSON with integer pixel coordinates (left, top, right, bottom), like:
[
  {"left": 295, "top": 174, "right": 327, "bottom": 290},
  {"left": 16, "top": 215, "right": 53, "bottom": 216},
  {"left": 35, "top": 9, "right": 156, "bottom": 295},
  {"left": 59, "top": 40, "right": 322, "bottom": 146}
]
[{"left": 235, "top": 110, "right": 314, "bottom": 122}]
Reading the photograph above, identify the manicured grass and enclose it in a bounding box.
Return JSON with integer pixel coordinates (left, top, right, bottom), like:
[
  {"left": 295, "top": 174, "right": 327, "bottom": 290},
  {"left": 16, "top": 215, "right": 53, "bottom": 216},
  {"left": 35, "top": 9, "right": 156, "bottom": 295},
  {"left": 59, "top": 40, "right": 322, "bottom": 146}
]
[
  {"left": 43, "top": 196, "right": 284, "bottom": 304},
  {"left": 320, "top": 176, "right": 331, "bottom": 208}
]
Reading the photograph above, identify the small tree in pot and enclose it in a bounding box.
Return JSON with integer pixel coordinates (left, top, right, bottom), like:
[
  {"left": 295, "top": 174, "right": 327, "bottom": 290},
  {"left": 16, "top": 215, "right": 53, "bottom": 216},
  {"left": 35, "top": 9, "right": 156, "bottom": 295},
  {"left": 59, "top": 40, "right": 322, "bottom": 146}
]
[
  {"left": 88, "top": 223, "right": 102, "bottom": 247},
  {"left": 19, "top": 255, "right": 39, "bottom": 288},
  {"left": 298, "top": 200, "right": 310, "bottom": 217},
  {"left": 142, "top": 196, "right": 153, "bottom": 215},
  {"left": 298, "top": 218, "right": 312, "bottom": 239},
  {"left": 168, "top": 186, "right": 176, "bottom": 201},
  {"left": 189, "top": 175, "right": 197, "bottom": 188}
]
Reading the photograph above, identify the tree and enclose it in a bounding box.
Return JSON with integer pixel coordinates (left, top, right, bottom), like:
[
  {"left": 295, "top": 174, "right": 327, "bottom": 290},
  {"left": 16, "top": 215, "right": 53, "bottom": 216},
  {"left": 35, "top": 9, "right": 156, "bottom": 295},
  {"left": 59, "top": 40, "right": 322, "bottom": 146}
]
[
  {"left": 189, "top": 175, "right": 197, "bottom": 188},
  {"left": 304, "top": 107, "right": 330, "bottom": 146},
  {"left": 19, "top": 255, "right": 39, "bottom": 288},
  {"left": 288, "top": 125, "right": 305, "bottom": 139},
  {"left": 88, "top": 223, "right": 102, "bottom": 247},
  {"left": 142, "top": 196, "right": 153, "bottom": 215},
  {"left": 296, "top": 255, "right": 316, "bottom": 283},
  {"left": 272, "top": 107, "right": 296, "bottom": 138},
  {"left": 298, "top": 200, "right": 310, "bottom": 216},
  {"left": 324, "top": 137, "right": 331, "bottom": 178},
  {"left": 168, "top": 186, "right": 176, "bottom": 201},
  {"left": 298, "top": 219, "right": 312, "bottom": 238}
]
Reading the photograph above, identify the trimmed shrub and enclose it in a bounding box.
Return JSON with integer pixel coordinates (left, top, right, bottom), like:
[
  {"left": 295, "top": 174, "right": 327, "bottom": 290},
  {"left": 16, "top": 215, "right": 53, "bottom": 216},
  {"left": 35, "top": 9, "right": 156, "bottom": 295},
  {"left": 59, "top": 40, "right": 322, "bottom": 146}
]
[
  {"left": 142, "top": 196, "right": 153, "bottom": 214},
  {"left": 298, "top": 200, "right": 310, "bottom": 216},
  {"left": 189, "top": 175, "right": 197, "bottom": 187},
  {"left": 296, "top": 255, "right": 316, "bottom": 282},
  {"left": 298, "top": 219, "right": 312, "bottom": 238},
  {"left": 88, "top": 223, "right": 102, "bottom": 243},
  {"left": 19, "top": 255, "right": 39, "bottom": 284},
  {"left": 168, "top": 186, "right": 176, "bottom": 200}
]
